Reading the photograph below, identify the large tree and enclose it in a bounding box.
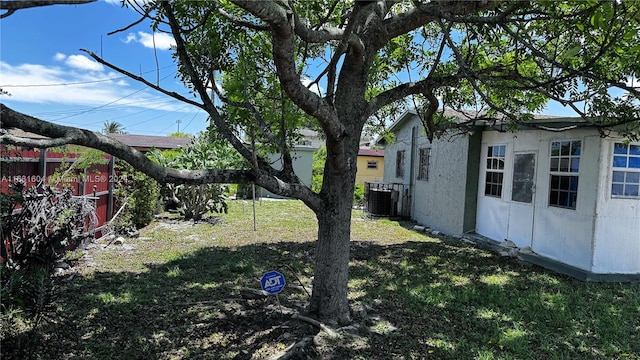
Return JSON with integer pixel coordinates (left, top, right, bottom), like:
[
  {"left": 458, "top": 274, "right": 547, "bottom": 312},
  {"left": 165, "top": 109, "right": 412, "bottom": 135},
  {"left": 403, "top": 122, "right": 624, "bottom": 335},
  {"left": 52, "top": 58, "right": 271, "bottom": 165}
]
[{"left": 2, "top": 1, "right": 639, "bottom": 324}]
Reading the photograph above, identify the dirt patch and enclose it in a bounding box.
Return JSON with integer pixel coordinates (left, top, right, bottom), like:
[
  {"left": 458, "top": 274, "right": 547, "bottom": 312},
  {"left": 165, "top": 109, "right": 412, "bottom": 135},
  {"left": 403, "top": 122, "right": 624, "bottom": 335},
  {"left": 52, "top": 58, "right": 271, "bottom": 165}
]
[{"left": 34, "top": 235, "right": 390, "bottom": 360}]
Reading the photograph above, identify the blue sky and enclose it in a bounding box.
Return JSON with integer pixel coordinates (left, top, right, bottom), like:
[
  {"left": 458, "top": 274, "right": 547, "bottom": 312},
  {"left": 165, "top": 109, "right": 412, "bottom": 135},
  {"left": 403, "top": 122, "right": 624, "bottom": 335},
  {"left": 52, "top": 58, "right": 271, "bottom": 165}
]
[
  {"left": 1, "top": 0, "right": 209, "bottom": 136},
  {"left": 0, "top": 1, "right": 586, "bottom": 138}
]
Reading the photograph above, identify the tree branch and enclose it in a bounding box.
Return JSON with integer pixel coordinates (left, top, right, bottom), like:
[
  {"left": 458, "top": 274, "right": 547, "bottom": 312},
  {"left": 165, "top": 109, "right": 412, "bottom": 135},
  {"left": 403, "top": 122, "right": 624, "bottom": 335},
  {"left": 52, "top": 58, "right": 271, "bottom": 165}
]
[
  {"left": 216, "top": 6, "right": 269, "bottom": 31},
  {"left": 310, "top": 2, "right": 365, "bottom": 105},
  {"left": 379, "top": 0, "right": 499, "bottom": 48},
  {"left": 0, "top": 103, "right": 324, "bottom": 209},
  {"left": 159, "top": 1, "right": 266, "bottom": 170},
  {"left": 290, "top": 6, "right": 363, "bottom": 51},
  {"left": 80, "top": 49, "right": 203, "bottom": 109},
  {"left": 230, "top": 0, "right": 344, "bottom": 143},
  {"left": 366, "top": 74, "right": 461, "bottom": 117},
  {"left": 0, "top": 133, "right": 74, "bottom": 148},
  {"left": 0, "top": 104, "right": 253, "bottom": 185},
  {"left": 107, "top": 7, "right": 152, "bottom": 36},
  {"left": 0, "top": 0, "right": 95, "bottom": 18},
  {"left": 498, "top": 22, "right": 640, "bottom": 98}
]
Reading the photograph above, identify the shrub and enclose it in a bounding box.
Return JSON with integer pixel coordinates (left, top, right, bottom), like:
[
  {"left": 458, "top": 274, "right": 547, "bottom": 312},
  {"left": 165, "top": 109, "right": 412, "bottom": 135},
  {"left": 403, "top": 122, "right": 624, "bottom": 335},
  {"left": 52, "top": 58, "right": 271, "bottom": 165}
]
[
  {"left": 112, "top": 160, "right": 160, "bottom": 231},
  {"left": 130, "top": 172, "right": 160, "bottom": 228},
  {"left": 353, "top": 183, "right": 365, "bottom": 207},
  {"left": 176, "top": 184, "right": 228, "bottom": 221},
  {"left": 1, "top": 182, "right": 96, "bottom": 351},
  {"left": 311, "top": 146, "right": 326, "bottom": 193},
  {"left": 148, "top": 133, "right": 239, "bottom": 221}
]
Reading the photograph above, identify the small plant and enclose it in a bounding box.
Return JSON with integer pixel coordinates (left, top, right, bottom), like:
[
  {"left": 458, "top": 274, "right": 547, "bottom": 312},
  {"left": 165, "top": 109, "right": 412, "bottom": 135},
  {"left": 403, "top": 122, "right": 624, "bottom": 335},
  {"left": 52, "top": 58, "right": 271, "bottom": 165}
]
[
  {"left": 0, "top": 182, "right": 96, "bottom": 351},
  {"left": 111, "top": 160, "right": 160, "bottom": 231},
  {"left": 175, "top": 183, "right": 228, "bottom": 221},
  {"left": 149, "top": 132, "right": 241, "bottom": 221},
  {"left": 353, "top": 183, "right": 365, "bottom": 207},
  {"left": 311, "top": 146, "right": 326, "bottom": 193},
  {"left": 1, "top": 184, "right": 96, "bottom": 271}
]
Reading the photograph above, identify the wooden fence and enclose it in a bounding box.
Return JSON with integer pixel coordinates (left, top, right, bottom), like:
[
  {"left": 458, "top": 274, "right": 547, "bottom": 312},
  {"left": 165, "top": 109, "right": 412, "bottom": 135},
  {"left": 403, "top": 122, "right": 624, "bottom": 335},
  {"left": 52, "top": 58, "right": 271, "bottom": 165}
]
[{"left": 1, "top": 146, "right": 115, "bottom": 231}]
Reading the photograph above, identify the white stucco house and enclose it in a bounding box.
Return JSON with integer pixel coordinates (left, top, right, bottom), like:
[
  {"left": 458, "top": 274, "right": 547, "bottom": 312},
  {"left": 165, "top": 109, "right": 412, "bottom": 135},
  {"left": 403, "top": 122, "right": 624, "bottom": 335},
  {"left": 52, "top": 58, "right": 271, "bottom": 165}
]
[
  {"left": 380, "top": 109, "right": 639, "bottom": 280},
  {"left": 251, "top": 130, "right": 320, "bottom": 199}
]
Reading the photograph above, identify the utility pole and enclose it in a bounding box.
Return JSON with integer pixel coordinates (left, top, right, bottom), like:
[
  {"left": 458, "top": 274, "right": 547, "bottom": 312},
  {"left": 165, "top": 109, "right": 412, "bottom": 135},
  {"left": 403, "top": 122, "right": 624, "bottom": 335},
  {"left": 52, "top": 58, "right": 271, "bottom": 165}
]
[{"left": 176, "top": 119, "right": 182, "bottom": 133}]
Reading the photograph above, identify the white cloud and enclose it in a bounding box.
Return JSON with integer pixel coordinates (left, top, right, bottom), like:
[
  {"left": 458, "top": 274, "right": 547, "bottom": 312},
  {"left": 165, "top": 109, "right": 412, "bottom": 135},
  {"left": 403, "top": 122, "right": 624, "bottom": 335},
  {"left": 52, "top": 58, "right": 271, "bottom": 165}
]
[
  {"left": 53, "top": 53, "right": 66, "bottom": 61},
  {"left": 301, "top": 78, "right": 323, "bottom": 96},
  {"left": 124, "top": 31, "right": 176, "bottom": 50},
  {"left": 65, "top": 54, "right": 104, "bottom": 72},
  {"left": 0, "top": 60, "right": 183, "bottom": 112},
  {"left": 124, "top": 33, "right": 137, "bottom": 44}
]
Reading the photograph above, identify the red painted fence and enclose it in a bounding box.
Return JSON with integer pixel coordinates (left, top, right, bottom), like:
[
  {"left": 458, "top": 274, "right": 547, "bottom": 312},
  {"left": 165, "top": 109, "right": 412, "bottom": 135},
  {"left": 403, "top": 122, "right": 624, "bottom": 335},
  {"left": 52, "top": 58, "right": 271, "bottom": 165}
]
[{"left": 1, "top": 145, "right": 114, "bottom": 231}]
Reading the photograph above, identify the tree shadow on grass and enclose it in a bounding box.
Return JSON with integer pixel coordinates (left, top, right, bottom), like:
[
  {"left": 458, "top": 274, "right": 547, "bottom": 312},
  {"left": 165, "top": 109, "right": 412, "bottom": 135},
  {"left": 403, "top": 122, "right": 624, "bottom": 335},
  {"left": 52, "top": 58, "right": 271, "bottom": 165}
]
[
  {"left": 348, "top": 239, "right": 640, "bottom": 359},
  {"left": 4, "top": 235, "right": 639, "bottom": 359}
]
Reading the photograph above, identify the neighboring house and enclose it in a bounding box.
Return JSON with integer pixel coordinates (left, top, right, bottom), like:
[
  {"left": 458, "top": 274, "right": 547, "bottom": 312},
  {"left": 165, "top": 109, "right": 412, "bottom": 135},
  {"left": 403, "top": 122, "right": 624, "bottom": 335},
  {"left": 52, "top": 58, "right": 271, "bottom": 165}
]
[
  {"left": 259, "top": 143, "right": 319, "bottom": 198},
  {"left": 360, "top": 135, "right": 375, "bottom": 148},
  {"left": 381, "top": 109, "right": 639, "bottom": 279},
  {"left": 356, "top": 148, "right": 384, "bottom": 184},
  {"left": 298, "top": 128, "right": 325, "bottom": 149},
  {"left": 109, "top": 133, "right": 192, "bottom": 152}
]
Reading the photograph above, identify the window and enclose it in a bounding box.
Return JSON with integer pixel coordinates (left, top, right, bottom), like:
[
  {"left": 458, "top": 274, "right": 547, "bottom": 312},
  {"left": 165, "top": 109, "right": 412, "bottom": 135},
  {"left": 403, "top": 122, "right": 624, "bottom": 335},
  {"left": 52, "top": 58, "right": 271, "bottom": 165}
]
[
  {"left": 395, "top": 150, "right": 405, "bottom": 178},
  {"left": 611, "top": 142, "right": 640, "bottom": 198},
  {"left": 484, "top": 145, "right": 506, "bottom": 197},
  {"left": 367, "top": 161, "right": 378, "bottom": 169},
  {"left": 417, "top": 148, "right": 430, "bottom": 180},
  {"left": 549, "top": 140, "right": 581, "bottom": 209}
]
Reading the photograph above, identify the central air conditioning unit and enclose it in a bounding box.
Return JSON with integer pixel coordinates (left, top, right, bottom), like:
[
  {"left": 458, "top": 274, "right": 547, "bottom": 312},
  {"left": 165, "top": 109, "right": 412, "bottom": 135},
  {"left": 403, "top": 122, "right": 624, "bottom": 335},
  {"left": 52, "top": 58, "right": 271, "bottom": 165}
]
[{"left": 364, "top": 182, "right": 406, "bottom": 217}]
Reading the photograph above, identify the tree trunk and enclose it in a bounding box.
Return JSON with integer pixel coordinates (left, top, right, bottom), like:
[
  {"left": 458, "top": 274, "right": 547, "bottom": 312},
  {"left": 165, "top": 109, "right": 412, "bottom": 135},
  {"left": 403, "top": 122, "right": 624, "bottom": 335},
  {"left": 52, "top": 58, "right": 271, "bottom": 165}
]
[
  {"left": 309, "top": 145, "right": 357, "bottom": 325},
  {"left": 310, "top": 191, "right": 353, "bottom": 324}
]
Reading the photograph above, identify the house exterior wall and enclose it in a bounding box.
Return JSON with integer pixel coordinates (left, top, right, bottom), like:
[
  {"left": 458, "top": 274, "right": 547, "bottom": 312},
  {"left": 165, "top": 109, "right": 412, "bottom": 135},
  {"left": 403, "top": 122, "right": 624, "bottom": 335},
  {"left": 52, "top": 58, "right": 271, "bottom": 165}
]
[
  {"left": 356, "top": 155, "right": 384, "bottom": 184},
  {"left": 383, "top": 115, "right": 477, "bottom": 235},
  {"left": 261, "top": 146, "right": 316, "bottom": 198},
  {"left": 477, "top": 130, "right": 603, "bottom": 271},
  {"left": 592, "top": 137, "right": 640, "bottom": 274},
  {"left": 384, "top": 113, "right": 639, "bottom": 276}
]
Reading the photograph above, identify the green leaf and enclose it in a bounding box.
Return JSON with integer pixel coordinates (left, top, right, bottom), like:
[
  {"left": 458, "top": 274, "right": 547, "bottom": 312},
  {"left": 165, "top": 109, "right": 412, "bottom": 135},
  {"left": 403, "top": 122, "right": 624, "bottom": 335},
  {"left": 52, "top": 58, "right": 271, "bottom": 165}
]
[
  {"left": 562, "top": 45, "right": 581, "bottom": 60},
  {"left": 590, "top": 12, "right": 603, "bottom": 28}
]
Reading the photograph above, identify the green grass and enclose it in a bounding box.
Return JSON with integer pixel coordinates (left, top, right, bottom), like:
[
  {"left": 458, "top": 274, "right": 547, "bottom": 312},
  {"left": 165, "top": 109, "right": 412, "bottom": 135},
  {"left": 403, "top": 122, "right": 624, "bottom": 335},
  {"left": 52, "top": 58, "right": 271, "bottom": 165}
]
[{"left": 3, "top": 200, "right": 639, "bottom": 359}]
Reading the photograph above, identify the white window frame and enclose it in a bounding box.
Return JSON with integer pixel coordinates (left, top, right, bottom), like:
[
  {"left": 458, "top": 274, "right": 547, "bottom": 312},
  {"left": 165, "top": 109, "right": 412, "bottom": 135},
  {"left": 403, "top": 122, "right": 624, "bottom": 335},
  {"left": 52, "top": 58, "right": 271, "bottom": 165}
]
[
  {"left": 611, "top": 142, "right": 640, "bottom": 199},
  {"left": 548, "top": 140, "right": 581, "bottom": 209},
  {"left": 484, "top": 144, "right": 506, "bottom": 198},
  {"left": 417, "top": 147, "right": 430, "bottom": 181}
]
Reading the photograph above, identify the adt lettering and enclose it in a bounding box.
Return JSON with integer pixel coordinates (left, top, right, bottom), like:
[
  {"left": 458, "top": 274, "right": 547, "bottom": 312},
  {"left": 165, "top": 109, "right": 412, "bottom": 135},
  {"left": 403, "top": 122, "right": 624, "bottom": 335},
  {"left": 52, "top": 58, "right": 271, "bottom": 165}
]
[
  {"left": 260, "top": 271, "right": 286, "bottom": 294},
  {"left": 265, "top": 277, "right": 281, "bottom": 287}
]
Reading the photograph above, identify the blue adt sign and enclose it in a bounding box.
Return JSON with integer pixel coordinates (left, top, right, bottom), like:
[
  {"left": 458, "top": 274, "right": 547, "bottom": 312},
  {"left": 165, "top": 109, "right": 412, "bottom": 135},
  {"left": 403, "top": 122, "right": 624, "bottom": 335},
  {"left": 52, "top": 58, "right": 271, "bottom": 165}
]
[{"left": 260, "top": 270, "right": 286, "bottom": 294}]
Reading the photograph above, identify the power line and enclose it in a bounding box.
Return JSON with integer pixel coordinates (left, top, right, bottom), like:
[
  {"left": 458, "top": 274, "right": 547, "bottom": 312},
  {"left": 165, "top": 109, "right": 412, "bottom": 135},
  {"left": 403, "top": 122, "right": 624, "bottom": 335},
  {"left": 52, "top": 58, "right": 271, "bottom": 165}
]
[
  {"left": 126, "top": 104, "right": 192, "bottom": 129},
  {"left": 49, "top": 72, "right": 178, "bottom": 121},
  {"left": 179, "top": 109, "right": 201, "bottom": 133},
  {"left": 53, "top": 100, "right": 189, "bottom": 127},
  {"left": 0, "top": 65, "right": 177, "bottom": 88}
]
